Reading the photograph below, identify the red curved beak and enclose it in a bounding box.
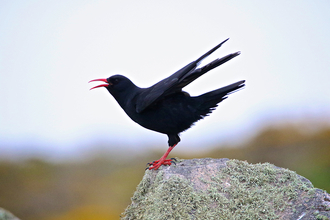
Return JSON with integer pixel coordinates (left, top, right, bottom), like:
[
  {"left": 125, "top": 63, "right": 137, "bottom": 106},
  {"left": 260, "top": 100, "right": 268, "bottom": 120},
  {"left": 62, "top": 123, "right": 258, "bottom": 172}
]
[{"left": 88, "top": 78, "right": 112, "bottom": 90}]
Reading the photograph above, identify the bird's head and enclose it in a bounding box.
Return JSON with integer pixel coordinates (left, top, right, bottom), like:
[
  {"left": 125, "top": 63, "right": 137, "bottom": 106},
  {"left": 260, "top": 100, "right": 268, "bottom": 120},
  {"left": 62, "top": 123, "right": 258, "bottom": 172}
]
[{"left": 89, "top": 74, "right": 138, "bottom": 98}]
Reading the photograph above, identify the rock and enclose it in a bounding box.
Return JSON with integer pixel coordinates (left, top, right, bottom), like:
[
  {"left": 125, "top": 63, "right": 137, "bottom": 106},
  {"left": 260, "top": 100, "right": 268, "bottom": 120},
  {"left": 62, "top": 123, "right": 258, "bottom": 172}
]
[
  {"left": 0, "top": 208, "right": 20, "bottom": 220},
  {"left": 122, "top": 158, "right": 330, "bottom": 220}
]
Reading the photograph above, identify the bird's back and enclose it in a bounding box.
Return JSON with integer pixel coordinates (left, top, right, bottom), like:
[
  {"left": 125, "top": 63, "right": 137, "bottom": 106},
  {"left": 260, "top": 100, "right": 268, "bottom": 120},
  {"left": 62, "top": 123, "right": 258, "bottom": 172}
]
[{"left": 127, "top": 79, "right": 244, "bottom": 135}]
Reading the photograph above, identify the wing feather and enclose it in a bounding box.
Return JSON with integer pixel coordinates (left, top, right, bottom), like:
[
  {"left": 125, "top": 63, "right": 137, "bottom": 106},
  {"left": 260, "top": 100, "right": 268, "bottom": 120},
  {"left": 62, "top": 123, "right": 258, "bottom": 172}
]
[{"left": 135, "top": 39, "right": 238, "bottom": 113}]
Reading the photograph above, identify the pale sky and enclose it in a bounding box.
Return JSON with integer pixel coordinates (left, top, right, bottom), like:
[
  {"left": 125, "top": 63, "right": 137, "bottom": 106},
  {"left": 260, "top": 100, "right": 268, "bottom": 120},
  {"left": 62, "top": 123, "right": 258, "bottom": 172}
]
[{"left": 1, "top": 1, "right": 330, "bottom": 160}]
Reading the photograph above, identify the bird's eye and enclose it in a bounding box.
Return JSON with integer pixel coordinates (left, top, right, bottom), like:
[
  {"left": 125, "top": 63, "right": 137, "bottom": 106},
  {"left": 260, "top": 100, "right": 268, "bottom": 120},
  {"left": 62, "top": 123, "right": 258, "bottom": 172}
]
[{"left": 112, "top": 78, "right": 120, "bottom": 84}]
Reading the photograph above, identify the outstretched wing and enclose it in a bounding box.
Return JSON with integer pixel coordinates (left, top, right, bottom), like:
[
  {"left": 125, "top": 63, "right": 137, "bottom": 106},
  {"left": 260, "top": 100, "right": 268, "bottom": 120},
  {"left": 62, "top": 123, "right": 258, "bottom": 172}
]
[{"left": 135, "top": 38, "right": 240, "bottom": 113}]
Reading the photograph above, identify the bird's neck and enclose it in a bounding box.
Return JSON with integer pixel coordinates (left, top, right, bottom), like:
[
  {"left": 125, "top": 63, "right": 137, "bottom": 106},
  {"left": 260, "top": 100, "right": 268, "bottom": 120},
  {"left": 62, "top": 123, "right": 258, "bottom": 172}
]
[{"left": 110, "top": 86, "right": 141, "bottom": 111}]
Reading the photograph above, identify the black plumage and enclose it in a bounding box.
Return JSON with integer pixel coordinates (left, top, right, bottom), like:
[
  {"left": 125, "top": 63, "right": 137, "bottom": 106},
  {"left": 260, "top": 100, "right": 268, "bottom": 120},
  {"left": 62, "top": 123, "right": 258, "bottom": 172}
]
[{"left": 89, "top": 39, "right": 245, "bottom": 170}]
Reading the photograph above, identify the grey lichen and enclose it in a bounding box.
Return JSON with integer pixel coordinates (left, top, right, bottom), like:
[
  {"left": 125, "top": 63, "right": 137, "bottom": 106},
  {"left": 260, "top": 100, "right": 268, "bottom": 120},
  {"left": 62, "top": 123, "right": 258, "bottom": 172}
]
[
  {"left": 0, "top": 208, "right": 20, "bottom": 220},
  {"left": 122, "top": 158, "right": 322, "bottom": 220}
]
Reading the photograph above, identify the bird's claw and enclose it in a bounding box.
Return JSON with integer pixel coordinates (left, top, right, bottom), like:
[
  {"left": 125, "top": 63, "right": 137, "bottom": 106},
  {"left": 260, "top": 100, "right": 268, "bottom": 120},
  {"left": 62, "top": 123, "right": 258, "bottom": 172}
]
[
  {"left": 147, "top": 158, "right": 174, "bottom": 170},
  {"left": 146, "top": 161, "right": 155, "bottom": 166}
]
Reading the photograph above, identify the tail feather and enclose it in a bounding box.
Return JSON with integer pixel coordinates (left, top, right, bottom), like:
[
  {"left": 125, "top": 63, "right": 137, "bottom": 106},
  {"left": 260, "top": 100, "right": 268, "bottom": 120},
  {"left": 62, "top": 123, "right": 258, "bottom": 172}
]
[{"left": 194, "top": 80, "right": 245, "bottom": 117}]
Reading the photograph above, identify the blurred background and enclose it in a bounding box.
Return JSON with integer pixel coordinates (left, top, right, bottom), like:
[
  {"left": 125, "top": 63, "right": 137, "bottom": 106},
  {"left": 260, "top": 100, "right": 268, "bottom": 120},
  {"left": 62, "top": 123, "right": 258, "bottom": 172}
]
[{"left": 1, "top": 1, "right": 330, "bottom": 219}]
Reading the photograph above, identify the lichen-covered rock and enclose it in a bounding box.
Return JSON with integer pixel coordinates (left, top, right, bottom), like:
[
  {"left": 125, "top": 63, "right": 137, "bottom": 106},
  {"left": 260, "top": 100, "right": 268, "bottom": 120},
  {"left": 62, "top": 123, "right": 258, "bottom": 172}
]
[
  {"left": 122, "top": 158, "right": 330, "bottom": 220},
  {"left": 0, "top": 208, "right": 20, "bottom": 220}
]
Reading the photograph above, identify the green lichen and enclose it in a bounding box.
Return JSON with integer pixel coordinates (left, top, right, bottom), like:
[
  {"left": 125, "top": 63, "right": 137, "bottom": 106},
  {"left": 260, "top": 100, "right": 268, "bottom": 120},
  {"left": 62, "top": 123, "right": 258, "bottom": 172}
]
[
  {"left": 122, "top": 159, "right": 316, "bottom": 220},
  {"left": 316, "top": 214, "right": 329, "bottom": 220},
  {"left": 123, "top": 171, "right": 200, "bottom": 219},
  {"left": 0, "top": 208, "right": 20, "bottom": 220},
  {"left": 213, "top": 160, "right": 315, "bottom": 219}
]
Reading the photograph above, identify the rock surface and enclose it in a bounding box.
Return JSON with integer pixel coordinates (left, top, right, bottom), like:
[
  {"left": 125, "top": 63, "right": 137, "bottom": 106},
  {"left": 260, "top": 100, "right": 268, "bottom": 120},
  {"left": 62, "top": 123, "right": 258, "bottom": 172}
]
[
  {"left": 122, "top": 158, "right": 330, "bottom": 220},
  {"left": 0, "top": 208, "right": 20, "bottom": 220}
]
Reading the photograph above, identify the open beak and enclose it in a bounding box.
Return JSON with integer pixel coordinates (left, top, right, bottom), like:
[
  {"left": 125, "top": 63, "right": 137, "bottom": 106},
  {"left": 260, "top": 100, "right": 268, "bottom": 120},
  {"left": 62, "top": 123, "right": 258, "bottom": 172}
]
[{"left": 89, "top": 78, "right": 112, "bottom": 90}]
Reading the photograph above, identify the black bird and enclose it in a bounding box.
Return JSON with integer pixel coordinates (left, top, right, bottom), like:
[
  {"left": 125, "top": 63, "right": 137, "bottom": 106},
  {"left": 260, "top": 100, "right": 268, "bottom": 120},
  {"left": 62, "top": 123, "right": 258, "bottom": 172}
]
[{"left": 89, "top": 39, "right": 245, "bottom": 170}]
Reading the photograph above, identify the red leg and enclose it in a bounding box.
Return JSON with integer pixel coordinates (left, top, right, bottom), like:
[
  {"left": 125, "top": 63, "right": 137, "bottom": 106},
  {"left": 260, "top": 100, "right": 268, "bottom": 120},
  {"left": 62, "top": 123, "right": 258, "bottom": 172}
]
[{"left": 148, "top": 144, "right": 177, "bottom": 170}]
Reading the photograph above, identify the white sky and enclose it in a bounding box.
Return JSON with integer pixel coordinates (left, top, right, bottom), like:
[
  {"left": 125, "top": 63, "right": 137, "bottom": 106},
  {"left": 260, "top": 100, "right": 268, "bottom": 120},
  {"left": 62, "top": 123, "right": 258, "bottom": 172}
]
[{"left": 1, "top": 1, "right": 330, "bottom": 159}]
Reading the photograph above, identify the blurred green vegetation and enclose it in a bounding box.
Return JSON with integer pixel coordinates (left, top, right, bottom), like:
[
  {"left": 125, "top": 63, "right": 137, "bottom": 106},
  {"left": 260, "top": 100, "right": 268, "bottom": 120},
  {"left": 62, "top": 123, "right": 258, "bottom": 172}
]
[{"left": 0, "top": 122, "right": 329, "bottom": 220}]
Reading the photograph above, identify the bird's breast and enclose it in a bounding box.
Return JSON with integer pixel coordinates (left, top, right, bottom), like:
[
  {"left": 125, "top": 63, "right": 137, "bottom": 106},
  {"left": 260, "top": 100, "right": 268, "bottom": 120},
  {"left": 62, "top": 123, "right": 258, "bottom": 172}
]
[{"left": 126, "top": 94, "right": 201, "bottom": 134}]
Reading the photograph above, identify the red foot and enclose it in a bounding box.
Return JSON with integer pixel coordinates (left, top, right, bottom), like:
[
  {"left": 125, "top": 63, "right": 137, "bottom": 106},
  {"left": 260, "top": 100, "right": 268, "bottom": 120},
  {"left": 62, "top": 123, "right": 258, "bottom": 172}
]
[
  {"left": 148, "top": 159, "right": 173, "bottom": 170},
  {"left": 147, "top": 145, "right": 177, "bottom": 170}
]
